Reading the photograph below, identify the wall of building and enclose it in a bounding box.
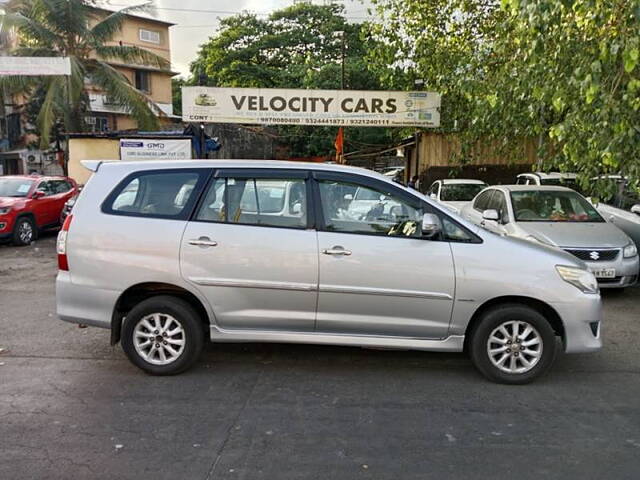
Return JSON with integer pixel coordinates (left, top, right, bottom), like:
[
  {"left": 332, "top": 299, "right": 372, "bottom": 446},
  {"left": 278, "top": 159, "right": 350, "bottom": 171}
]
[
  {"left": 68, "top": 138, "right": 120, "bottom": 185},
  {"left": 410, "top": 132, "right": 538, "bottom": 189}
]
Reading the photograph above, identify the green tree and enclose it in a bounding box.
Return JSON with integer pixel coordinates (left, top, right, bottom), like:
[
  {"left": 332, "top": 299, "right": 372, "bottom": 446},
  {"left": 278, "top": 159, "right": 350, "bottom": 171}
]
[
  {"left": 189, "top": 2, "right": 399, "bottom": 157},
  {"left": 0, "top": 0, "right": 169, "bottom": 148},
  {"left": 368, "top": 0, "right": 640, "bottom": 191},
  {"left": 172, "top": 77, "right": 185, "bottom": 116}
]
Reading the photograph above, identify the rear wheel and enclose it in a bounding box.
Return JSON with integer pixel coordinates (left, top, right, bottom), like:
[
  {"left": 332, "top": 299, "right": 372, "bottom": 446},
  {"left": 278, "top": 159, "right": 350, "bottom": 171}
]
[
  {"left": 469, "top": 304, "right": 557, "bottom": 384},
  {"left": 121, "top": 296, "right": 204, "bottom": 375},
  {"left": 12, "top": 217, "right": 35, "bottom": 246}
]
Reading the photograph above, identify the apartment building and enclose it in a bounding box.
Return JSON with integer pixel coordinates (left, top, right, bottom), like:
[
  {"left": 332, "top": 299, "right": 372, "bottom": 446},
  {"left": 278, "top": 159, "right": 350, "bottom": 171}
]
[
  {"left": 0, "top": 7, "right": 178, "bottom": 175},
  {"left": 86, "top": 6, "right": 178, "bottom": 132}
]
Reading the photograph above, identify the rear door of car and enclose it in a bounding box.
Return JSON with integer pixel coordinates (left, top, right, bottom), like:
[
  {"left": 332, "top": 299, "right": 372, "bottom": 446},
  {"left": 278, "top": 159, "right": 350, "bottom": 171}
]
[{"left": 180, "top": 168, "right": 319, "bottom": 332}]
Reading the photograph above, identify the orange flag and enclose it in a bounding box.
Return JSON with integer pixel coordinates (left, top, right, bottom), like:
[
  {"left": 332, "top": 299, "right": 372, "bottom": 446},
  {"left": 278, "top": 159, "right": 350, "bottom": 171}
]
[{"left": 334, "top": 127, "right": 344, "bottom": 163}]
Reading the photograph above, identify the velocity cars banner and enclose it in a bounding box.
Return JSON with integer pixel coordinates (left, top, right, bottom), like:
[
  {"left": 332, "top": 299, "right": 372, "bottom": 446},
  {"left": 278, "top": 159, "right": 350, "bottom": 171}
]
[{"left": 182, "top": 87, "right": 441, "bottom": 127}]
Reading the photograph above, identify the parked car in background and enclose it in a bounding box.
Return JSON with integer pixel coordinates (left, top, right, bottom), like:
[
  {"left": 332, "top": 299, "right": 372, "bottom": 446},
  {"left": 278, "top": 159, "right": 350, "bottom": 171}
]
[
  {"left": 0, "top": 175, "right": 78, "bottom": 246},
  {"left": 59, "top": 186, "right": 83, "bottom": 224},
  {"left": 516, "top": 172, "right": 579, "bottom": 191},
  {"left": 58, "top": 160, "right": 604, "bottom": 384},
  {"left": 589, "top": 175, "right": 640, "bottom": 249},
  {"left": 427, "top": 179, "right": 488, "bottom": 213},
  {"left": 461, "top": 185, "right": 639, "bottom": 289}
]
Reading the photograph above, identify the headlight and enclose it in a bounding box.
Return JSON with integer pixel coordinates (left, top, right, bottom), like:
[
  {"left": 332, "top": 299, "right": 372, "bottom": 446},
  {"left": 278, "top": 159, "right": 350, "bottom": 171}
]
[
  {"left": 0, "top": 207, "right": 10, "bottom": 215},
  {"left": 556, "top": 265, "right": 599, "bottom": 294},
  {"left": 623, "top": 243, "right": 638, "bottom": 258}
]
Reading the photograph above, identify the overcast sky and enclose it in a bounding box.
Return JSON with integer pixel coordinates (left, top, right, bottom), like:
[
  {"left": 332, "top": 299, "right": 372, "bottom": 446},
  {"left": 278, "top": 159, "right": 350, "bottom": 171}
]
[{"left": 99, "top": 0, "right": 374, "bottom": 77}]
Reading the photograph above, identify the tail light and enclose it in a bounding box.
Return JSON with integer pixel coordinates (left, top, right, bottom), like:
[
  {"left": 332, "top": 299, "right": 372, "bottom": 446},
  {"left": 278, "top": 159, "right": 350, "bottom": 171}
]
[{"left": 57, "top": 214, "right": 73, "bottom": 271}]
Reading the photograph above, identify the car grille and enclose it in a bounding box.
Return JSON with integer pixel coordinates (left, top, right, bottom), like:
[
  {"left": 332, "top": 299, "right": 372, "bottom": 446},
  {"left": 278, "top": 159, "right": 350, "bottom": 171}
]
[
  {"left": 597, "top": 276, "right": 622, "bottom": 284},
  {"left": 564, "top": 249, "right": 619, "bottom": 262}
]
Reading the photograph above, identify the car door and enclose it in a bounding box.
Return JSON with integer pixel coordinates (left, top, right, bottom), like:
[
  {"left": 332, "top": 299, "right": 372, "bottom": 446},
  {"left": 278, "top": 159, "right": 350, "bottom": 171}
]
[
  {"left": 481, "top": 190, "right": 509, "bottom": 235},
  {"left": 464, "top": 189, "right": 496, "bottom": 225},
  {"left": 49, "top": 180, "right": 74, "bottom": 224},
  {"left": 180, "top": 169, "right": 319, "bottom": 332},
  {"left": 313, "top": 171, "right": 455, "bottom": 339},
  {"left": 32, "top": 180, "right": 58, "bottom": 226}
]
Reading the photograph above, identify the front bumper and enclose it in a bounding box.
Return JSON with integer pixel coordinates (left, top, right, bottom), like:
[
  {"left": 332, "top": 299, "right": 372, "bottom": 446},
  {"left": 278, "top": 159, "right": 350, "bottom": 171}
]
[
  {"left": 550, "top": 293, "right": 603, "bottom": 353},
  {"left": 582, "top": 255, "right": 639, "bottom": 288},
  {"left": 563, "top": 248, "right": 639, "bottom": 288}
]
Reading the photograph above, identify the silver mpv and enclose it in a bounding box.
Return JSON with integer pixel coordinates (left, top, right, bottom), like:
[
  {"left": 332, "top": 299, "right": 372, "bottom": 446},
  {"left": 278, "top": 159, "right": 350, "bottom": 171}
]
[{"left": 56, "top": 161, "right": 603, "bottom": 384}]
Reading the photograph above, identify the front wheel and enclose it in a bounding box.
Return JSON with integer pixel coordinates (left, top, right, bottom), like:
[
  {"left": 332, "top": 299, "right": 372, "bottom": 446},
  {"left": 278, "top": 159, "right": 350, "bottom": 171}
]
[
  {"left": 12, "top": 217, "right": 35, "bottom": 246},
  {"left": 121, "top": 296, "right": 205, "bottom": 375},
  {"left": 469, "top": 304, "right": 558, "bottom": 384}
]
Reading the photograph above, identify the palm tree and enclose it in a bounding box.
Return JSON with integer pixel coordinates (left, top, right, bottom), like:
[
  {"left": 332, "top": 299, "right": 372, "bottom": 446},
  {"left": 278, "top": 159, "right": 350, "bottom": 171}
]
[{"left": 0, "top": 0, "right": 170, "bottom": 148}]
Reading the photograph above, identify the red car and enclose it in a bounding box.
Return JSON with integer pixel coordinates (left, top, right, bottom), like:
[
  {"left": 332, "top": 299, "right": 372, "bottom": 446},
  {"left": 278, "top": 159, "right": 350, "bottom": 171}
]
[{"left": 0, "top": 175, "right": 78, "bottom": 246}]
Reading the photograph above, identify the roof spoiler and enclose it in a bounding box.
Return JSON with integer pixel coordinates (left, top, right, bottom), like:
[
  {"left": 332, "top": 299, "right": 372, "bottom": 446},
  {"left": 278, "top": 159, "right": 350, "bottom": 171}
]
[{"left": 81, "top": 160, "right": 119, "bottom": 172}]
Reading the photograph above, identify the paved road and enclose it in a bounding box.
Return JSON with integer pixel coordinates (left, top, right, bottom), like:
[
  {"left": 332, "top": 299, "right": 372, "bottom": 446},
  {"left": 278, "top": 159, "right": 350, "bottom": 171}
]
[{"left": 1, "top": 235, "right": 640, "bottom": 479}]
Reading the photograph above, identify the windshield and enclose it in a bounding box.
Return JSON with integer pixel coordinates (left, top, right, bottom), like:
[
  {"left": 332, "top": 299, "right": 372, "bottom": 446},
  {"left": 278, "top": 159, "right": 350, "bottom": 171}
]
[
  {"left": 0, "top": 178, "right": 34, "bottom": 198},
  {"left": 440, "top": 183, "right": 487, "bottom": 202},
  {"left": 511, "top": 190, "right": 604, "bottom": 222}
]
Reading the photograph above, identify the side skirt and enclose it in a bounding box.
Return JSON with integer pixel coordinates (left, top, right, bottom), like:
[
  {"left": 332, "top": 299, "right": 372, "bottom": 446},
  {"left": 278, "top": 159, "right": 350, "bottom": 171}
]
[{"left": 209, "top": 325, "right": 465, "bottom": 352}]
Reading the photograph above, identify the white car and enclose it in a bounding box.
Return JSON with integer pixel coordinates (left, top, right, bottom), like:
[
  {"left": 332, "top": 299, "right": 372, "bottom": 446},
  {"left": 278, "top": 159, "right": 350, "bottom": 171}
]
[
  {"left": 460, "top": 185, "right": 639, "bottom": 289},
  {"left": 516, "top": 172, "right": 579, "bottom": 190},
  {"left": 427, "top": 179, "right": 488, "bottom": 213}
]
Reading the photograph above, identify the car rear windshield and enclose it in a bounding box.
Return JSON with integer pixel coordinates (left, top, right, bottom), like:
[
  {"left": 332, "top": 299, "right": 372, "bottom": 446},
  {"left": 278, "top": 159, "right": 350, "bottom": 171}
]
[
  {"left": 0, "top": 178, "right": 34, "bottom": 197},
  {"left": 511, "top": 190, "right": 604, "bottom": 222},
  {"left": 440, "top": 183, "right": 487, "bottom": 201}
]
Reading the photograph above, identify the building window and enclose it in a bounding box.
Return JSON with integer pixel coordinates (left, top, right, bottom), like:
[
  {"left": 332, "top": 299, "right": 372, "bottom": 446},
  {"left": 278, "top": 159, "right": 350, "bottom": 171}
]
[
  {"left": 139, "top": 28, "right": 160, "bottom": 44},
  {"left": 84, "top": 116, "right": 109, "bottom": 132},
  {"left": 135, "top": 70, "right": 151, "bottom": 93}
]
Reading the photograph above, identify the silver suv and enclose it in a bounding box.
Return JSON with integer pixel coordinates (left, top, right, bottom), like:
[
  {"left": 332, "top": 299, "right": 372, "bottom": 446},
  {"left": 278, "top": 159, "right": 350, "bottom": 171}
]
[{"left": 57, "top": 161, "right": 603, "bottom": 384}]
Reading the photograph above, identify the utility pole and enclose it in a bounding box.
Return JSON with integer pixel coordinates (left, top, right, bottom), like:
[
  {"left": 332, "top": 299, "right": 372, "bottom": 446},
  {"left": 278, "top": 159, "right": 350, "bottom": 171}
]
[{"left": 335, "top": 30, "right": 346, "bottom": 164}]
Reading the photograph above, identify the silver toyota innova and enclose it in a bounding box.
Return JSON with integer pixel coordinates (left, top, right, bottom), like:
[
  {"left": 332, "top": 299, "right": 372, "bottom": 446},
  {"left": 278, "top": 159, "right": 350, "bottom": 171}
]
[{"left": 56, "top": 160, "right": 603, "bottom": 384}]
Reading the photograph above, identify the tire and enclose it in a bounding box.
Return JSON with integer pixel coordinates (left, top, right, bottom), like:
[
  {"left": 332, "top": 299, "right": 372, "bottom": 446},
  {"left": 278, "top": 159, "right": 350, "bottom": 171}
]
[
  {"left": 12, "top": 216, "right": 36, "bottom": 246},
  {"left": 121, "top": 296, "right": 205, "bottom": 375},
  {"left": 469, "top": 304, "right": 557, "bottom": 384}
]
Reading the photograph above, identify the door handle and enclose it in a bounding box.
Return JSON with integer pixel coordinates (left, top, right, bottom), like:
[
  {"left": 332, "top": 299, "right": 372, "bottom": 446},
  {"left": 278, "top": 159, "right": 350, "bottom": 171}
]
[
  {"left": 322, "top": 246, "right": 352, "bottom": 256},
  {"left": 188, "top": 237, "right": 218, "bottom": 247}
]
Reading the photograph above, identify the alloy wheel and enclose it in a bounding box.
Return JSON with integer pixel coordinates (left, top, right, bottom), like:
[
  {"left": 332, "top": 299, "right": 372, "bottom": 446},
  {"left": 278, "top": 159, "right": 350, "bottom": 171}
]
[
  {"left": 19, "top": 221, "right": 33, "bottom": 244},
  {"left": 486, "top": 320, "right": 543, "bottom": 374},
  {"left": 133, "top": 313, "right": 186, "bottom": 365}
]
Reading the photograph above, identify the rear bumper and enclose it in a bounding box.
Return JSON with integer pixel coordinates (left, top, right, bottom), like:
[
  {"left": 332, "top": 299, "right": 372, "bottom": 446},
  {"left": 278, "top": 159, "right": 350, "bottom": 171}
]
[
  {"left": 550, "top": 294, "right": 603, "bottom": 353},
  {"left": 56, "top": 271, "right": 120, "bottom": 329}
]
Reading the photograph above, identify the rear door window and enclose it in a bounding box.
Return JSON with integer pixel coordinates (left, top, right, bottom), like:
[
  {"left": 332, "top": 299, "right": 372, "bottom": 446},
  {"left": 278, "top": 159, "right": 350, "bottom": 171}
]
[
  {"left": 195, "top": 176, "right": 307, "bottom": 229},
  {"left": 104, "top": 170, "right": 208, "bottom": 219}
]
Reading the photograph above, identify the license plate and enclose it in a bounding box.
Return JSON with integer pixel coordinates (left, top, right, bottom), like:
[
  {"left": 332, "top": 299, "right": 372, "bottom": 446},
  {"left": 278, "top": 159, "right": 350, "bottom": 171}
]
[{"left": 591, "top": 268, "right": 616, "bottom": 279}]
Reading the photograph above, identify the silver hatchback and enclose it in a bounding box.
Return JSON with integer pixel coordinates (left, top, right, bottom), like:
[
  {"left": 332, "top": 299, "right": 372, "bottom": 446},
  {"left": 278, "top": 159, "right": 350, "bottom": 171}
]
[{"left": 57, "top": 161, "right": 603, "bottom": 384}]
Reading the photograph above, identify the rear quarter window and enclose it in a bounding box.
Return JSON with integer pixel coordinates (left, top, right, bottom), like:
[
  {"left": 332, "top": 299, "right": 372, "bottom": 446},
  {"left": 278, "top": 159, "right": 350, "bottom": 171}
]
[{"left": 102, "top": 169, "right": 209, "bottom": 219}]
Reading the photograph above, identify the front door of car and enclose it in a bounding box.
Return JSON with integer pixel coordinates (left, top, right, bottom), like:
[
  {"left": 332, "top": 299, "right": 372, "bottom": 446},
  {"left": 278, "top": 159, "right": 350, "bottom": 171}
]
[
  {"left": 32, "top": 180, "right": 58, "bottom": 226},
  {"left": 181, "top": 169, "right": 318, "bottom": 332},
  {"left": 313, "top": 172, "right": 455, "bottom": 339},
  {"left": 482, "top": 191, "right": 509, "bottom": 235}
]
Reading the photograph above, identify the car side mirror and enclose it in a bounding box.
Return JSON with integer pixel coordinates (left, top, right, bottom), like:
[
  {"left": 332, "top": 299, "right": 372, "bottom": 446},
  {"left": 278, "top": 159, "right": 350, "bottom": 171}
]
[
  {"left": 344, "top": 194, "right": 353, "bottom": 201},
  {"left": 421, "top": 213, "right": 442, "bottom": 237},
  {"left": 32, "top": 190, "right": 45, "bottom": 199},
  {"left": 631, "top": 204, "right": 640, "bottom": 215},
  {"left": 291, "top": 202, "right": 302, "bottom": 215},
  {"left": 482, "top": 209, "right": 499, "bottom": 222},
  {"left": 430, "top": 193, "right": 437, "bottom": 200}
]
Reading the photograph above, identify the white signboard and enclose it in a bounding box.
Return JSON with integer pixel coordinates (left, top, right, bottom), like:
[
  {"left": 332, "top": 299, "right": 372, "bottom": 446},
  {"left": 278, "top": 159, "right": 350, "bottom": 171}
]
[
  {"left": 182, "top": 87, "right": 440, "bottom": 127},
  {"left": 0, "top": 57, "right": 71, "bottom": 76},
  {"left": 120, "top": 139, "right": 192, "bottom": 161}
]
